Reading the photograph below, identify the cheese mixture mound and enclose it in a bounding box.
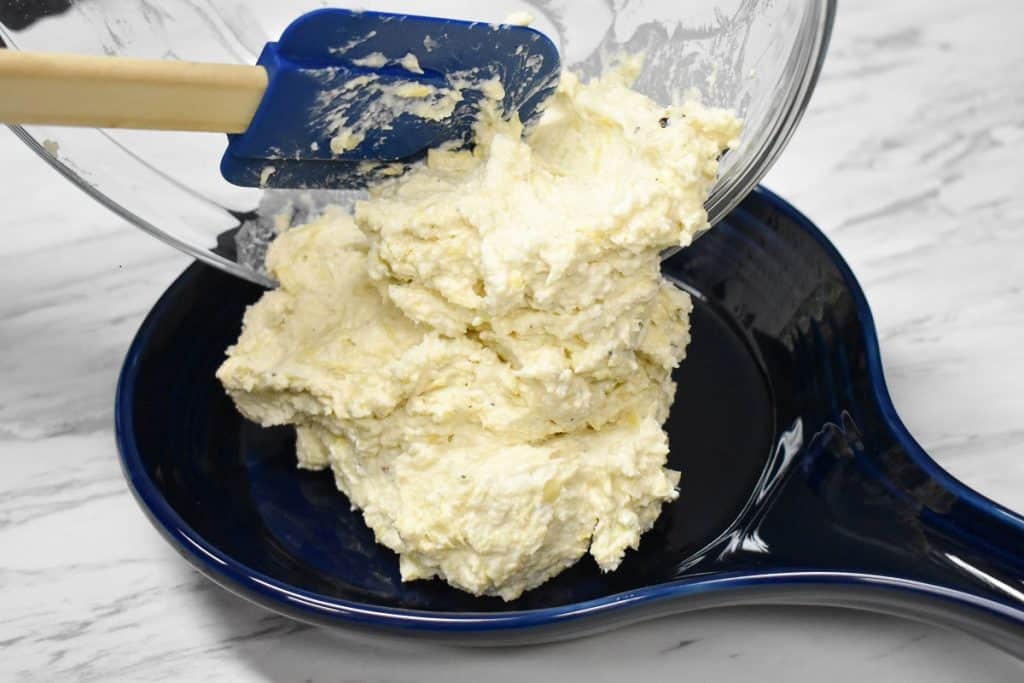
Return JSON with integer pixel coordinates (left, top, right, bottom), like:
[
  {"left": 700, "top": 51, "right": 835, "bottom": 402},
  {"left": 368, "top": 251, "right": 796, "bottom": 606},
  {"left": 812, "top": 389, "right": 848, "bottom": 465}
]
[{"left": 217, "top": 58, "right": 741, "bottom": 600}]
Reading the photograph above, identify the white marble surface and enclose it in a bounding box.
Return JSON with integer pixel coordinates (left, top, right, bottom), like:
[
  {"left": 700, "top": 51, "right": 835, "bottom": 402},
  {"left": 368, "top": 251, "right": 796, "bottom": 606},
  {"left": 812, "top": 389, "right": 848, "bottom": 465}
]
[{"left": 3, "top": 1, "right": 1024, "bottom": 680}]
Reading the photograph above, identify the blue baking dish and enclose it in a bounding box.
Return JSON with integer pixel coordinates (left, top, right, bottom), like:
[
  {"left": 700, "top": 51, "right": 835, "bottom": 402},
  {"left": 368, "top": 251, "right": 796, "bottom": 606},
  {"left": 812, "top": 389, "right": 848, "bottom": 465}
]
[{"left": 115, "top": 187, "right": 1024, "bottom": 652}]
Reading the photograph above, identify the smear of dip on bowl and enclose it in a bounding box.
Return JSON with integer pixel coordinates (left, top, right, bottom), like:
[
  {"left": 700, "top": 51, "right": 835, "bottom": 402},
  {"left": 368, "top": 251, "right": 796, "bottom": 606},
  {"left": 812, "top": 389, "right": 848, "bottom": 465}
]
[{"left": 217, "top": 56, "right": 741, "bottom": 600}]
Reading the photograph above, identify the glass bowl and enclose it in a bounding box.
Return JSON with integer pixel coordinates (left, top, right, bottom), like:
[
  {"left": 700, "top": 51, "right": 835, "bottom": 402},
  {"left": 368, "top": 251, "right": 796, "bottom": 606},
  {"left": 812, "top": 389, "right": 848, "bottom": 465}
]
[{"left": 1, "top": 0, "right": 835, "bottom": 287}]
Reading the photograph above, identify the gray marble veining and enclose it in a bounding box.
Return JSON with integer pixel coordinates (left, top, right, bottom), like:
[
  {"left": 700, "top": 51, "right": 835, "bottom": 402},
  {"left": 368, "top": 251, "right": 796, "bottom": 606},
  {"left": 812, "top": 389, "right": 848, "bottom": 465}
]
[{"left": 2, "top": 0, "right": 1023, "bottom": 680}]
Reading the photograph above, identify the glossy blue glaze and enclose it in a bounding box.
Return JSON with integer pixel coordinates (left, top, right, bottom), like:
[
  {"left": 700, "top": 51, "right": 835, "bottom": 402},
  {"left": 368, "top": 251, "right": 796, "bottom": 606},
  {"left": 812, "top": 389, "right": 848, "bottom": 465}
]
[
  {"left": 221, "top": 8, "right": 560, "bottom": 189},
  {"left": 115, "top": 188, "right": 1024, "bottom": 651}
]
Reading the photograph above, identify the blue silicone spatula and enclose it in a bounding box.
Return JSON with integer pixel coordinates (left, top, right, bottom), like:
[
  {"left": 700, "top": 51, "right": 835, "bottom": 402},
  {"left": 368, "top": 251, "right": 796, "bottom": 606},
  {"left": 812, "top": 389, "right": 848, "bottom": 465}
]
[{"left": 0, "top": 8, "right": 560, "bottom": 189}]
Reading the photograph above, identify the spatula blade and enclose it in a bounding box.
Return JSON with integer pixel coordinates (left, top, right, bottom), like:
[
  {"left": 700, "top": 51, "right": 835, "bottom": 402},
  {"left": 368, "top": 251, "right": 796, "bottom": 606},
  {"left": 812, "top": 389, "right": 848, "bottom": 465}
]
[{"left": 221, "top": 8, "right": 560, "bottom": 189}]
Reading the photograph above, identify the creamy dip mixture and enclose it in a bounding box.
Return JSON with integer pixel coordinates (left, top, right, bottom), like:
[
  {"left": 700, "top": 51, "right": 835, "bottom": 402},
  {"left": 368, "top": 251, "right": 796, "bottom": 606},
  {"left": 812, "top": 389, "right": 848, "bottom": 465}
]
[{"left": 218, "top": 57, "right": 740, "bottom": 600}]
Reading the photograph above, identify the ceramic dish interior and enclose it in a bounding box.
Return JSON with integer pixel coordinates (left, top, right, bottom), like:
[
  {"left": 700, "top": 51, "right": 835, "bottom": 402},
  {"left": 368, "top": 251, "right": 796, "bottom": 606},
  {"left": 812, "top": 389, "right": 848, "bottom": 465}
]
[
  {"left": 1, "top": 0, "right": 834, "bottom": 285},
  {"left": 116, "top": 188, "right": 1024, "bottom": 653}
]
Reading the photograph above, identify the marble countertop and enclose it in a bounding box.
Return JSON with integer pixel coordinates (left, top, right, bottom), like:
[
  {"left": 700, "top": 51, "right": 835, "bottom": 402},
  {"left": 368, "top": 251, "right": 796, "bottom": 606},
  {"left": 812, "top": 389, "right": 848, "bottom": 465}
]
[{"left": 3, "top": 1, "right": 1023, "bottom": 680}]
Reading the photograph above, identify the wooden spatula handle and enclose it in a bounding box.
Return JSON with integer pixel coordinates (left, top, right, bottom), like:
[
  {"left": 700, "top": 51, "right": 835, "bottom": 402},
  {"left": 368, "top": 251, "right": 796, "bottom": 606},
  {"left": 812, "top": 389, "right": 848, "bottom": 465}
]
[{"left": 0, "top": 49, "right": 268, "bottom": 133}]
